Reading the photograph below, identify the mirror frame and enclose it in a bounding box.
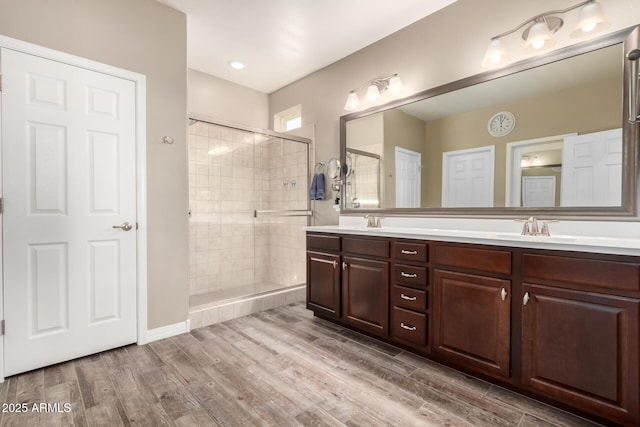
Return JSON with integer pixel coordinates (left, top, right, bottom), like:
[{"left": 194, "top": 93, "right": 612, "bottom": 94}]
[{"left": 339, "top": 26, "right": 640, "bottom": 220}]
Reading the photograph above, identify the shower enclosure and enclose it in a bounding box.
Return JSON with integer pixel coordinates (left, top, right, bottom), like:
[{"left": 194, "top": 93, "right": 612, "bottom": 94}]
[{"left": 188, "top": 119, "right": 310, "bottom": 313}]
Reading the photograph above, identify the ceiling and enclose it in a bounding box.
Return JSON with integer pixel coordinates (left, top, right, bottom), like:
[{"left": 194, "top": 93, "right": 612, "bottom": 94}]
[{"left": 156, "top": 0, "right": 458, "bottom": 94}]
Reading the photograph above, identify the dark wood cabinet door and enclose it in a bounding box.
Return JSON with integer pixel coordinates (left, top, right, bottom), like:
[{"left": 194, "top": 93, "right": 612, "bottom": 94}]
[
  {"left": 433, "top": 269, "right": 511, "bottom": 379},
  {"left": 306, "top": 251, "right": 341, "bottom": 318},
  {"left": 522, "top": 284, "right": 640, "bottom": 426},
  {"left": 342, "top": 256, "right": 389, "bottom": 336}
]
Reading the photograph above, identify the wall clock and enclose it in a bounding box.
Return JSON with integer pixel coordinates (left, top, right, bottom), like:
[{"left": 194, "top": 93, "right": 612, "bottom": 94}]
[{"left": 487, "top": 111, "right": 516, "bottom": 137}]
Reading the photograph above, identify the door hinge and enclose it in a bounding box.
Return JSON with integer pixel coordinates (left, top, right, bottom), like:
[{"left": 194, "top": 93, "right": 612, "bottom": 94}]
[
  {"left": 1, "top": 320, "right": 5, "bottom": 336},
  {"left": 0, "top": 197, "right": 4, "bottom": 214},
  {"left": 0, "top": 74, "right": 3, "bottom": 91}
]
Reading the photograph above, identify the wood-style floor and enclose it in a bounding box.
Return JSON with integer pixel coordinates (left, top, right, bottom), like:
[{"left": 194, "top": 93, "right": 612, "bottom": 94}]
[{"left": 0, "top": 303, "right": 600, "bottom": 426}]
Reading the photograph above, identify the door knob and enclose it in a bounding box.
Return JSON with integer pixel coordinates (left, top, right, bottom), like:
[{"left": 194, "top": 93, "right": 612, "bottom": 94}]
[{"left": 112, "top": 222, "right": 133, "bottom": 231}]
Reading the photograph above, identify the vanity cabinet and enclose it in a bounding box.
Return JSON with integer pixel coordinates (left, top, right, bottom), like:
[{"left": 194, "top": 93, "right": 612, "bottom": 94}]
[
  {"left": 342, "top": 256, "right": 389, "bottom": 336},
  {"left": 306, "top": 234, "right": 341, "bottom": 318},
  {"left": 341, "top": 236, "right": 390, "bottom": 336},
  {"left": 432, "top": 245, "right": 512, "bottom": 380},
  {"left": 390, "top": 240, "right": 430, "bottom": 351},
  {"left": 305, "top": 231, "right": 640, "bottom": 426},
  {"left": 521, "top": 253, "right": 640, "bottom": 426}
]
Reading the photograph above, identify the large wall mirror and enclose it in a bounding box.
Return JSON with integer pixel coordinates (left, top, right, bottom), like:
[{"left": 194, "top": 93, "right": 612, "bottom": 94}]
[{"left": 340, "top": 26, "right": 640, "bottom": 218}]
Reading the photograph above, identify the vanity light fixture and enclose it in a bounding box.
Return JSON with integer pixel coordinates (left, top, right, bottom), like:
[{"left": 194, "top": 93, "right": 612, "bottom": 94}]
[
  {"left": 344, "top": 74, "right": 403, "bottom": 111},
  {"left": 481, "top": 0, "right": 610, "bottom": 67}
]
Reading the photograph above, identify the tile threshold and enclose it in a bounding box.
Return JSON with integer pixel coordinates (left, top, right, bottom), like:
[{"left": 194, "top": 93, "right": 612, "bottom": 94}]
[{"left": 190, "top": 283, "right": 305, "bottom": 311}]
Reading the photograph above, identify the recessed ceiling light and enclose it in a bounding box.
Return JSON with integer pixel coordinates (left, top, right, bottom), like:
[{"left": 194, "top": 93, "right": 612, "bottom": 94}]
[{"left": 228, "top": 60, "right": 245, "bottom": 70}]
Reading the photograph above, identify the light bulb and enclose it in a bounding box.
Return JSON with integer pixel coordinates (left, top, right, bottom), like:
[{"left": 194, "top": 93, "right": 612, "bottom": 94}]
[
  {"left": 481, "top": 38, "right": 511, "bottom": 68},
  {"left": 344, "top": 92, "right": 359, "bottom": 111},
  {"left": 571, "top": 1, "right": 610, "bottom": 38},
  {"left": 388, "top": 75, "right": 403, "bottom": 95},
  {"left": 365, "top": 83, "right": 380, "bottom": 102},
  {"left": 524, "top": 19, "right": 556, "bottom": 53}
]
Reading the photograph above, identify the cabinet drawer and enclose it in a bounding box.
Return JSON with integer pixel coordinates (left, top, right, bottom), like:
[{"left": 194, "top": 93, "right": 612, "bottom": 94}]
[
  {"left": 393, "top": 264, "right": 428, "bottom": 287},
  {"left": 392, "top": 307, "right": 427, "bottom": 347},
  {"left": 393, "top": 241, "right": 428, "bottom": 263},
  {"left": 434, "top": 244, "right": 511, "bottom": 275},
  {"left": 342, "top": 236, "right": 389, "bottom": 258},
  {"left": 523, "top": 254, "right": 640, "bottom": 292},
  {"left": 392, "top": 285, "right": 427, "bottom": 311},
  {"left": 307, "top": 233, "right": 340, "bottom": 252}
]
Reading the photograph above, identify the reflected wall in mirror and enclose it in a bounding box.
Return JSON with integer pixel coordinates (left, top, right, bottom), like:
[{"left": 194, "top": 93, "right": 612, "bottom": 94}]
[{"left": 341, "top": 25, "right": 639, "bottom": 217}]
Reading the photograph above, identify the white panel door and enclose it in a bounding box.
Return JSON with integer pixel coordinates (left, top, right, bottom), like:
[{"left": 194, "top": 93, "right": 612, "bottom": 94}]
[
  {"left": 561, "top": 128, "right": 622, "bottom": 207},
  {"left": 1, "top": 48, "right": 137, "bottom": 376},
  {"left": 395, "top": 147, "right": 421, "bottom": 208},
  {"left": 522, "top": 176, "right": 556, "bottom": 207},
  {"left": 442, "top": 145, "right": 495, "bottom": 208}
]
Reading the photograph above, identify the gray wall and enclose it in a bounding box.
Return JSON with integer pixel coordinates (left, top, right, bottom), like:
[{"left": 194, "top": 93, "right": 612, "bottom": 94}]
[
  {"left": 188, "top": 69, "right": 269, "bottom": 129},
  {"left": 0, "top": 0, "right": 189, "bottom": 329},
  {"left": 269, "top": 0, "right": 640, "bottom": 225}
]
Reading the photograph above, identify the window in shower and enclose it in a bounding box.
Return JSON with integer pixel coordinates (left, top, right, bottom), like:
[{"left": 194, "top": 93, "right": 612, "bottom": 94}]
[{"left": 273, "top": 104, "right": 302, "bottom": 132}]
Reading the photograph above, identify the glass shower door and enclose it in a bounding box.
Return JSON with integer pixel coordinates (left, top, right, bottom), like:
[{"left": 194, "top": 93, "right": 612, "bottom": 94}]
[{"left": 254, "top": 136, "right": 310, "bottom": 293}]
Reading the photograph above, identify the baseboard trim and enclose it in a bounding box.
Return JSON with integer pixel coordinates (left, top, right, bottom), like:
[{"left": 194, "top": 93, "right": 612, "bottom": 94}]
[{"left": 142, "top": 320, "right": 190, "bottom": 344}]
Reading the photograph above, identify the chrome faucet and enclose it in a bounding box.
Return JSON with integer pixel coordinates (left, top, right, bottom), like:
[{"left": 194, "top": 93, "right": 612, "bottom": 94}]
[
  {"left": 525, "top": 216, "right": 539, "bottom": 235},
  {"left": 516, "top": 216, "right": 558, "bottom": 236},
  {"left": 365, "top": 214, "right": 382, "bottom": 228}
]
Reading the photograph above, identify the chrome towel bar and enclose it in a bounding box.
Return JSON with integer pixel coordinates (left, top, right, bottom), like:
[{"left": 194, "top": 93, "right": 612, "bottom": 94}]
[{"left": 254, "top": 209, "right": 313, "bottom": 218}]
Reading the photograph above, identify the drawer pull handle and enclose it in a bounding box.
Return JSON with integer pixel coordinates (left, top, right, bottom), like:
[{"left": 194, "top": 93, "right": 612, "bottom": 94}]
[
  {"left": 400, "top": 294, "right": 417, "bottom": 301},
  {"left": 501, "top": 288, "right": 507, "bottom": 301},
  {"left": 400, "top": 323, "right": 416, "bottom": 331},
  {"left": 401, "top": 249, "right": 418, "bottom": 255},
  {"left": 523, "top": 292, "right": 530, "bottom": 306},
  {"left": 401, "top": 272, "right": 418, "bottom": 278}
]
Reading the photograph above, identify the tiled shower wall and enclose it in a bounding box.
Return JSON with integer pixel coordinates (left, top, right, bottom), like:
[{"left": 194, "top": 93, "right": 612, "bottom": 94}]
[{"left": 188, "top": 121, "right": 308, "bottom": 297}]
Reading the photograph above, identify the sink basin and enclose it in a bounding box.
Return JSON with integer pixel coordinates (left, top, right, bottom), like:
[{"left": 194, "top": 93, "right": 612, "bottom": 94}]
[{"left": 493, "top": 233, "right": 578, "bottom": 243}]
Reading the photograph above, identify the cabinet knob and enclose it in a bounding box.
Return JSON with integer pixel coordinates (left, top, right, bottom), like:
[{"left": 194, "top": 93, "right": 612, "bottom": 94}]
[
  {"left": 400, "top": 322, "right": 417, "bottom": 331},
  {"left": 332, "top": 260, "right": 337, "bottom": 269},
  {"left": 342, "top": 262, "right": 347, "bottom": 271},
  {"left": 523, "top": 292, "right": 530, "bottom": 306},
  {"left": 501, "top": 288, "right": 507, "bottom": 301}
]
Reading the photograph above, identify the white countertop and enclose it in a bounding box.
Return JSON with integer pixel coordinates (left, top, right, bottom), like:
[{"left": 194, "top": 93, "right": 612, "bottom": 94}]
[{"left": 305, "top": 223, "right": 640, "bottom": 256}]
